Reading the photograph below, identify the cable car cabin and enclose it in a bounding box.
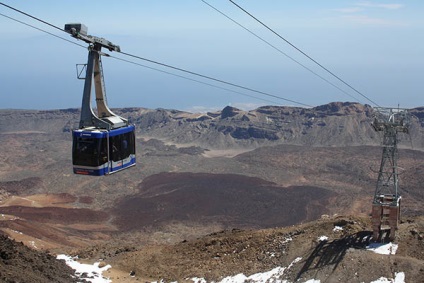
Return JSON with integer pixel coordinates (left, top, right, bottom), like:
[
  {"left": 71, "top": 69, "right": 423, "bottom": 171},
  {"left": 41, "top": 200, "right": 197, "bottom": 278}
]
[{"left": 72, "top": 125, "right": 136, "bottom": 176}]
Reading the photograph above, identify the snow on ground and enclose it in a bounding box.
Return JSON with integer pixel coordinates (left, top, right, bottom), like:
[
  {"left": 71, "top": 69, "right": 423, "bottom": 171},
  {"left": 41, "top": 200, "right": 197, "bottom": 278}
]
[
  {"left": 333, "top": 226, "right": 343, "bottom": 232},
  {"left": 56, "top": 240, "right": 401, "bottom": 283},
  {"left": 366, "top": 242, "right": 398, "bottom": 255},
  {"left": 191, "top": 257, "right": 302, "bottom": 283},
  {"left": 184, "top": 242, "right": 404, "bottom": 283},
  {"left": 56, "top": 254, "right": 111, "bottom": 283},
  {"left": 370, "top": 272, "right": 405, "bottom": 283},
  {"left": 281, "top": 237, "right": 293, "bottom": 244},
  {"left": 190, "top": 270, "right": 405, "bottom": 283},
  {"left": 318, "top": 235, "right": 328, "bottom": 242}
]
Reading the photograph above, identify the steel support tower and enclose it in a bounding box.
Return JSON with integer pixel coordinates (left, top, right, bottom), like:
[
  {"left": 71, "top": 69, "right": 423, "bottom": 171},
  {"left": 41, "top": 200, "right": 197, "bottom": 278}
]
[{"left": 371, "top": 107, "right": 409, "bottom": 242}]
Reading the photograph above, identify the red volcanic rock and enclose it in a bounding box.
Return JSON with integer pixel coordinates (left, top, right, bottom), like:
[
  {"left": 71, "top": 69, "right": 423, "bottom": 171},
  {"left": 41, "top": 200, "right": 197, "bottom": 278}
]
[{"left": 0, "top": 206, "right": 108, "bottom": 224}]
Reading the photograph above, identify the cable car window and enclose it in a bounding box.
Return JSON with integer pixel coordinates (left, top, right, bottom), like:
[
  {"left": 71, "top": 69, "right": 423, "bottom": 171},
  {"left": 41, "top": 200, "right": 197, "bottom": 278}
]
[
  {"left": 99, "top": 137, "right": 108, "bottom": 164},
  {"left": 110, "top": 135, "right": 120, "bottom": 162},
  {"left": 73, "top": 137, "right": 103, "bottom": 166}
]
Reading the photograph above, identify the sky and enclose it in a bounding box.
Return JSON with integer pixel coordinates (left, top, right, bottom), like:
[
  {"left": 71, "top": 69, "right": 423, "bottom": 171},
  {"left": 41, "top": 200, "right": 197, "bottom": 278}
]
[{"left": 1, "top": 0, "right": 423, "bottom": 111}]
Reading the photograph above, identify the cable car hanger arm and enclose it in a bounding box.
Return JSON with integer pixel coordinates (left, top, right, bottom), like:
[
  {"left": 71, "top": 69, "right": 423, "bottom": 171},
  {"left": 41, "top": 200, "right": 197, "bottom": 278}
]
[{"left": 64, "top": 23, "right": 120, "bottom": 52}]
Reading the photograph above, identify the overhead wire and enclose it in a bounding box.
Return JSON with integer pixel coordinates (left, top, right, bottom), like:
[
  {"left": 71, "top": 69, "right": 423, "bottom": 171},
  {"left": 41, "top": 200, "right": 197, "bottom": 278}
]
[
  {"left": 0, "top": 1, "right": 311, "bottom": 108},
  {"left": 0, "top": 1, "right": 381, "bottom": 108},
  {"left": 226, "top": 0, "right": 381, "bottom": 108},
  {"left": 109, "top": 54, "right": 281, "bottom": 105},
  {"left": 117, "top": 51, "right": 312, "bottom": 107},
  {"left": 0, "top": 12, "right": 86, "bottom": 49},
  {"left": 200, "top": 0, "right": 362, "bottom": 104},
  {"left": 0, "top": 9, "right": 289, "bottom": 107},
  {"left": 0, "top": 2, "right": 64, "bottom": 33},
  {"left": 0, "top": 7, "right": 280, "bottom": 105}
]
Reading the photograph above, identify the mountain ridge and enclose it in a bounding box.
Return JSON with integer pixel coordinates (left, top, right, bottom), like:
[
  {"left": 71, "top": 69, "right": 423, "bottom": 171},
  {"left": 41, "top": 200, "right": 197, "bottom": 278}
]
[
  {"left": 2, "top": 101, "right": 424, "bottom": 150},
  {"left": 0, "top": 101, "right": 424, "bottom": 282}
]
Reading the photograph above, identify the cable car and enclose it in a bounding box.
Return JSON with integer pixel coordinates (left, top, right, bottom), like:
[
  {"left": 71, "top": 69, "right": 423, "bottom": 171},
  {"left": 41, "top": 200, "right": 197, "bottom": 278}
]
[
  {"left": 65, "top": 23, "right": 136, "bottom": 175},
  {"left": 72, "top": 125, "right": 136, "bottom": 175}
]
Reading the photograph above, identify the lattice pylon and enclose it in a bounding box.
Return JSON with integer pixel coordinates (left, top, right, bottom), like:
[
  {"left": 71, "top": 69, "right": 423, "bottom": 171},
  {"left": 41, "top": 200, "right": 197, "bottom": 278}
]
[{"left": 371, "top": 107, "right": 409, "bottom": 242}]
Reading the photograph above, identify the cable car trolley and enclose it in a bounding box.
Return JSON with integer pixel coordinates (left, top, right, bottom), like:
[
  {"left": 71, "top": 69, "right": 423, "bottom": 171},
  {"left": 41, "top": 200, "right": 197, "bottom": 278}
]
[{"left": 65, "top": 23, "right": 136, "bottom": 176}]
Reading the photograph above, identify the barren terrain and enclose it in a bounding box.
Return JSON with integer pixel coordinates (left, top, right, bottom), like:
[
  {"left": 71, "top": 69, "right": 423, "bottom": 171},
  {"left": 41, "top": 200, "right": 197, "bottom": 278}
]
[
  {"left": 102, "top": 215, "right": 424, "bottom": 283},
  {"left": 0, "top": 103, "right": 423, "bottom": 282}
]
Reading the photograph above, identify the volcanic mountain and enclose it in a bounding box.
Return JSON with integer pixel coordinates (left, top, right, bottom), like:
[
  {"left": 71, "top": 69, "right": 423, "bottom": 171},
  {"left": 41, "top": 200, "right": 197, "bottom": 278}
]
[{"left": 0, "top": 102, "right": 423, "bottom": 282}]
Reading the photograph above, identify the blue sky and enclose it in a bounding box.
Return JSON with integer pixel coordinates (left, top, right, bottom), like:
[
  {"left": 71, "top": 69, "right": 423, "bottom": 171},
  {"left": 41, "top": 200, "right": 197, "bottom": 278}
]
[{"left": 1, "top": 1, "right": 423, "bottom": 111}]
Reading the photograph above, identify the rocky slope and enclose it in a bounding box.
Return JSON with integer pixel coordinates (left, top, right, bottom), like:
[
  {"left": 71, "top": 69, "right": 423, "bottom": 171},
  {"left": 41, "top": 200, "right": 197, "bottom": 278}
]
[
  {"left": 0, "top": 234, "right": 77, "bottom": 283},
  {"left": 134, "top": 102, "right": 424, "bottom": 149},
  {"left": 83, "top": 215, "right": 424, "bottom": 283},
  {"left": 2, "top": 102, "right": 424, "bottom": 149},
  {"left": 0, "top": 102, "right": 424, "bottom": 282}
]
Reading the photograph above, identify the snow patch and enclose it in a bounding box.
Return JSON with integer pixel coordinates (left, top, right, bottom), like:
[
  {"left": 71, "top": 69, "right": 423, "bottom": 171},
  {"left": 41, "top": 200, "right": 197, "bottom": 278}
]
[
  {"left": 210, "top": 266, "right": 287, "bottom": 283},
  {"left": 281, "top": 237, "right": 293, "bottom": 244},
  {"left": 190, "top": 257, "right": 302, "bottom": 283},
  {"left": 56, "top": 254, "right": 111, "bottom": 283},
  {"left": 28, "top": 241, "right": 37, "bottom": 249},
  {"left": 333, "top": 226, "right": 343, "bottom": 232},
  {"left": 191, "top": 278, "right": 207, "bottom": 283},
  {"left": 318, "top": 235, "right": 328, "bottom": 242},
  {"left": 366, "top": 242, "right": 398, "bottom": 255},
  {"left": 370, "top": 272, "right": 405, "bottom": 283}
]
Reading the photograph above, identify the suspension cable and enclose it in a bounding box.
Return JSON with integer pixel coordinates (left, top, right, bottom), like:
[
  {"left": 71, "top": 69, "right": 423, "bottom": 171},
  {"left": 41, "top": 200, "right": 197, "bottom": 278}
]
[
  {"left": 226, "top": 0, "right": 381, "bottom": 107},
  {"left": 0, "top": 12, "right": 86, "bottom": 48},
  {"left": 0, "top": 2, "right": 64, "bottom": 33},
  {"left": 200, "top": 0, "right": 363, "bottom": 104},
  {"left": 117, "top": 50, "right": 311, "bottom": 107},
  {"left": 0, "top": 1, "right": 321, "bottom": 107},
  {"left": 109, "top": 54, "right": 281, "bottom": 105}
]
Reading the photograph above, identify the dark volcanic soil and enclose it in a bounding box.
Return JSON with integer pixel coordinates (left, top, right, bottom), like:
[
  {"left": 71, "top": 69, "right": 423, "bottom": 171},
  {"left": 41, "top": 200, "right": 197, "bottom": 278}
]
[
  {"left": 0, "top": 206, "right": 109, "bottom": 224},
  {"left": 112, "top": 172, "right": 335, "bottom": 231},
  {"left": 0, "top": 177, "right": 43, "bottom": 195},
  {"left": 0, "top": 234, "right": 77, "bottom": 283}
]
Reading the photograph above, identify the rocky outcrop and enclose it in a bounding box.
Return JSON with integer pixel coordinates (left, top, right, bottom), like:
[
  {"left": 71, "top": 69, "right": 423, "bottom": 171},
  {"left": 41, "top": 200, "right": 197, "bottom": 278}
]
[
  {"left": 2, "top": 102, "right": 424, "bottom": 149},
  {"left": 221, "top": 106, "right": 241, "bottom": 119},
  {"left": 0, "top": 235, "right": 78, "bottom": 283},
  {"left": 131, "top": 102, "right": 382, "bottom": 148}
]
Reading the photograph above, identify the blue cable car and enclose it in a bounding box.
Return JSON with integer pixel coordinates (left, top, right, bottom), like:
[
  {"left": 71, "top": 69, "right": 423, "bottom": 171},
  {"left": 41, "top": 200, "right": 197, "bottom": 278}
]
[
  {"left": 72, "top": 126, "right": 136, "bottom": 175},
  {"left": 66, "top": 23, "right": 136, "bottom": 176}
]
